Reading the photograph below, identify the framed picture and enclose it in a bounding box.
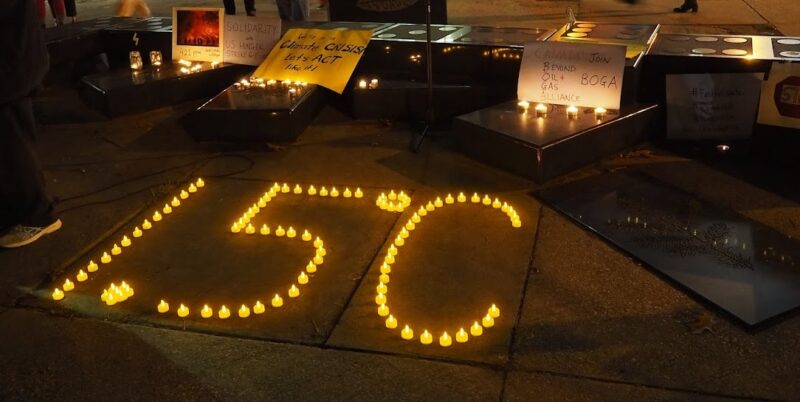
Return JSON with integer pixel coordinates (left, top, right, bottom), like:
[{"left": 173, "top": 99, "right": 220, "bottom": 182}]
[{"left": 172, "top": 7, "right": 224, "bottom": 62}]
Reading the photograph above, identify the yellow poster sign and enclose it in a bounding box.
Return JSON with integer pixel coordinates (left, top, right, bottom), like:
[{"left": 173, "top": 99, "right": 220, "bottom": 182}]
[{"left": 252, "top": 28, "right": 371, "bottom": 94}]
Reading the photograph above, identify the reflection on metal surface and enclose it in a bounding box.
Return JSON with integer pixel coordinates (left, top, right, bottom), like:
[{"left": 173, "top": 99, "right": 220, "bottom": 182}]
[
  {"left": 535, "top": 171, "right": 800, "bottom": 327},
  {"left": 780, "top": 51, "right": 800, "bottom": 58},
  {"left": 724, "top": 37, "right": 748, "bottom": 44},
  {"left": 692, "top": 48, "right": 716, "bottom": 54},
  {"left": 777, "top": 38, "right": 800, "bottom": 45},
  {"left": 722, "top": 49, "right": 748, "bottom": 56},
  {"left": 695, "top": 36, "right": 719, "bottom": 42}
]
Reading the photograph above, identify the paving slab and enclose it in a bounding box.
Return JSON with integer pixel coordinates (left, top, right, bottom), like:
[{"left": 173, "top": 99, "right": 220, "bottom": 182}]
[
  {"left": 0, "top": 307, "right": 504, "bottom": 401},
  {"left": 512, "top": 208, "right": 800, "bottom": 400},
  {"left": 23, "top": 177, "right": 399, "bottom": 344},
  {"left": 328, "top": 189, "right": 540, "bottom": 365},
  {"left": 503, "top": 371, "right": 752, "bottom": 401}
]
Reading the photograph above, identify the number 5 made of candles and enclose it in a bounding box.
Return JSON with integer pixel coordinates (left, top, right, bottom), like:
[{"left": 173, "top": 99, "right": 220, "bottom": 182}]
[{"left": 50, "top": 179, "right": 522, "bottom": 348}]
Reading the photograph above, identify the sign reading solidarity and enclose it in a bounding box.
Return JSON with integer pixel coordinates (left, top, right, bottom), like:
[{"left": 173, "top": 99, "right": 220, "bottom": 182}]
[
  {"left": 223, "top": 15, "right": 281, "bottom": 66},
  {"left": 758, "top": 62, "right": 800, "bottom": 129},
  {"left": 252, "top": 28, "right": 371, "bottom": 94},
  {"left": 517, "top": 42, "right": 626, "bottom": 110}
]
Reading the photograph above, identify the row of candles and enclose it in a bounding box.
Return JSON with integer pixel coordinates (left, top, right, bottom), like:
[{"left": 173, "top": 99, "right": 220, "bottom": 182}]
[
  {"left": 517, "top": 101, "right": 608, "bottom": 121},
  {"left": 128, "top": 51, "right": 219, "bottom": 75},
  {"left": 51, "top": 178, "right": 205, "bottom": 302},
  {"left": 357, "top": 78, "right": 380, "bottom": 90},
  {"left": 234, "top": 77, "right": 310, "bottom": 95},
  {"left": 373, "top": 192, "right": 520, "bottom": 347}
]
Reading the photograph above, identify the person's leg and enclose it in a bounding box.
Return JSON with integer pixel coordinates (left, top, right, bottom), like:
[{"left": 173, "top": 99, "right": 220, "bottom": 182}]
[
  {"left": 134, "top": 0, "right": 151, "bottom": 16},
  {"left": 674, "top": 0, "right": 698, "bottom": 12},
  {"left": 64, "top": 0, "right": 77, "bottom": 22},
  {"left": 47, "top": 0, "right": 66, "bottom": 25},
  {"left": 290, "top": 0, "right": 308, "bottom": 21},
  {"left": 0, "top": 97, "right": 57, "bottom": 230},
  {"left": 275, "top": 0, "right": 292, "bottom": 20},
  {"left": 35, "top": 0, "right": 46, "bottom": 26},
  {"left": 244, "top": 0, "right": 256, "bottom": 15},
  {"left": 223, "top": 0, "right": 236, "bottom": 14}
]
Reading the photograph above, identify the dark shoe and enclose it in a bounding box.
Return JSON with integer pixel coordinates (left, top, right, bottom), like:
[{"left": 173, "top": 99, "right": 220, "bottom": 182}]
[
  {"left": 0, "top": 219, "right": 62, "bottom": 248},
  {"left": 674, "top": 0, "right": 698, "bottom": 12}
]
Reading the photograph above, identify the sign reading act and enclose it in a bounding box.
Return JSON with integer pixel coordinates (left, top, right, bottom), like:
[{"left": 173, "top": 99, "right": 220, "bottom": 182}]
[{"left": 517, "top": 42, "right": 626, "bottom": 110}]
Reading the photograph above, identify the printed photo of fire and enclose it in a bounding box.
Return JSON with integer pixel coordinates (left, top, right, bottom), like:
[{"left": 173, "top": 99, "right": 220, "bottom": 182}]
[{"left": 176, "top": 9, "right": 221, "bottom": 47}]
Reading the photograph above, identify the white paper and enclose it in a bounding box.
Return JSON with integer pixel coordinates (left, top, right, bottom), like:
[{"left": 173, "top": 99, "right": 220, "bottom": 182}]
[
  {"left": 517, "top": 42, "right": 626, "bottom": 110},
  {"left": 666, "top": 73, "right": 763, "bottom": 140},
  {"left": 223, "top": 16, "right": 281, "bottom": 66}
]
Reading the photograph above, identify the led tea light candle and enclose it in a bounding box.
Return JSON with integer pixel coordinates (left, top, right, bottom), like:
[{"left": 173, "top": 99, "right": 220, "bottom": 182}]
[
  {"left": 101, "top": 252, "right": 112, "bottom": 264},
  {"left": 313, "top": 254, "right": 324, "bottom": 265},
  {"left": 238, "top": 304, "right": 251, "bottom": 318},
  {"left": 298, "top": 271, "right": 309, "bottom": 285},
  {"left": 121, "top": 236, "right": 131, "bottom": 247},
  {"left": 272, "top": 294, "right": 284, "bottom": 307},
  {"left": 288, "top": 284, "right": 300, "bottom": 298},
  {"left": 388, "top": 244, "right": 398, "bottom": 256},
  {"left": 456, "top": 192, "right": 466, "bottom": 203},
  {"left": 260, "top": 224, "right": 270, "bottom": 235},
  {"left": 456, "top": 328, "right": 469, "bottom": 343},
  {"left": 418, "top": 206, "right": 428, "bottom": 216},
  {"left": 87, "top": 260, "right": 98, "bottom": 272},
  {"left": 199, "top": 304, "right": 212, "bottom": 318},
  {"left": 52, "top": 288, "right": 64, "bottom": 301},
  {"left": 293, "top": 184, "right": 303, "bottom": 194},
  {"left": 445, "top": 194, "right": 454, "bottom": 204},
  {"left": 358, "top": 79, "right": 368, "bottom": 89},
  {"left": 370, "top": 78, "right": 379, "bottom": 89},
  {"left": 384, "top": 253, "right": 395, "bottom": 265},
  {"left": 434, "top": 197, "right": 443, "bottom": 207},
  {"left": 148, "top": 50, "right": 162, "bottom": 67},
  {"left": 188, "top": 183, "right": 197, "bottom": 193},
  {"left": 401, "top": 325, "right": 414, "bottom": 340},
  {"left": 343, "top": 188, "right": 352, "bottom": 198},
  {"left": 411, "top": 213, "right": 421, "bottom": 223},
  {"left": 376, "top": 282, "right": 387, "bottom": 294},
  {"left": 111, "top": 244, "right": 122, "bottom": 255},
  {"left": 420, "top": 330, "right": 433, "bottom": 345},
  {"left": 394, "top": 235, "right": 404, "bottom": 247},
  {"left": 375, "top": 293, "right": 387, "bottom": 305},
  {"left": 231, "top": 223, "right": 241, "bottom": 233},
  {"left": 439, "top": 332, "right": 452, "bottom": 347},
  {"left": 385, "top": 314, "right": 397, "bottom": 329},
  {"left": 196, "top": 178, "right": 205, "bottom": 188},
  {"left": 379, "top": 274, "right": 390, "bottom": 284},
  {"left": 287, "top": 227, "right": 297, "bottom": 238},
  {"left": 142, "top": 219, "right": 152, "bottom": 229},
  {"left": 301, "top": 230, "right": 311, "bottom": 241},
  {"left": 425, "top": 201, "right": 435, "bottom": 211},
  {"left": 245, "top": 223, "right": 255, "bottom": 234},
  {"left": 492, "top": 198, "right": 501, "bottom": 208},
  {"left": 470, "top": 321, "right": 483, "bottom": 336},
  {"left": 308, "top": 185, "right": 317, "bottom": 195},
  {"left": 281, "top": 183, "right": 290, "bottom": 193},
  {"left": 275, "top": 226, "right": 286, "bottom": 237},
  {"left": 320, "top": 187, "right": 329, "bottom": 197},
  {"left": 180, "top": 190, "right": 189, "bottom": 199},
  {"left": 63, "top": 279, "right": 75, "bottom": 291},
  {"left": 482, "top": 195, "right": 492, "bottom": 206},
  {"left": 567, "top": 105, "right": 579, "bottom": 119},
  {"left": 482, "top": 313, "right": 495, "bottom": 328},
  {"left": 316, "top": 246, "right": 326, "bottom": 257},
  {"left": 157, "top": 300, "right": 169, "bottom": 313},
  {"left": 306, "top": 261, "right": 317, "bottom": 273},
  {"left": 132, "top": 227, "right": 143, "bottom": 238},
  {"left": 470, "top": 193, "right": 480, "bottom": 203},
  {"left": 594, "top": 107, "right": 607, "bottom": 120},
  {"left": 377, "top": 304, "right": 389, "bottom": 317},
  {"left": 177, "top": 304, "right": 189, "bottom": 318},
  {"left": 253, "top": 301, "right": 265, "bottom": 314},
  {"left": 218, "top": 305, "right": 231, "bottom": 319},
  {"left": 129, "top": 51, "right": 143, "bottom": 70},
  {"left": 76, "top": 270, "right": 88, "bottom": 282},
  {"left": 489, "top": 304, "right": 500, "bottom": 318},
  {"left": 380, "top": 263, "right": 391, "bottom": 274},
  {"left": 330, "top": 187, "right": 339, "bottom": 197},
  {"left": 535, "top": 103, "right": 548, "bottom": 117},
  {"left": 162, "top": 204, "right": 172, "bottom": 214},
  {"left": 355, "top": 188, "right": 363, "bottom": 198}
]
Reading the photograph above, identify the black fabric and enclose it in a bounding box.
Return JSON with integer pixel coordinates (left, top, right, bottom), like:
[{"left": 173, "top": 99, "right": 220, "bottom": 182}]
[
  {"left": 64, "top": 0, "right": 77, "bottom": 17},
  {"left": 0, "top": 97, "right": 56, "bottom": 227},
  {"left": 0, "top": 0, "right": 49, "bottom": 106},
  {"left": 223, "top": 0, "right": 256, "bottom": 15}
]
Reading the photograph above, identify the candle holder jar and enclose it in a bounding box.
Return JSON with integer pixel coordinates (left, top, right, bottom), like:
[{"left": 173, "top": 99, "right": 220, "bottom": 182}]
[
  {"left": 129, "top": 51, "right": 143, "bottom": 71},
  {"left": 149, "top": 50, "right": 162, "bottom": 67}
]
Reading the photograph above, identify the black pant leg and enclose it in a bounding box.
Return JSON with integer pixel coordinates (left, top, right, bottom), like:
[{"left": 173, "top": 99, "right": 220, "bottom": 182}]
[
  {"left": 275, "top": 0, "right": 291, "bottom": 20},
  {"left": 245, "top": 0, "right": 256, "bottom": 13},
  {"left": 64, "top": 0, "right": 76, "bottom": 17},
  {"left": 223, "top": 0, "right": 236, "bottom": 14},
  {"left": 0, "top": 97, "right": 56, "bottom": 227}
]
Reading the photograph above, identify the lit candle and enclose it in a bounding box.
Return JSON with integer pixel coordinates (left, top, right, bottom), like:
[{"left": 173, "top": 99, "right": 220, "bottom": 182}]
[
  {"left": 425, "top": 202, "right": 434, "bottom": 212},
  {"left": 375, "top": 293, "right": 387, "bottom": 305},
  {"left": 288, "top": 284, "right": 300, "bottom": 298},
  {"left": 308, "top": 185, "right": 317, "bottom": 195},
  {"left": 501, "top": 203, "right": 509, "bottom": 212},
  {"left": 420, "top": 330, "right": 433, "bottom": 345},
  {"left": 313, "top": 255, "right": 324, "bottom": 265},
  {"left": 218, "top": 305, "right": 230, "bottom": 319},
  {"left": 231, "top": 223, "right": 241, "bottom": 233},
  {"left": 385, "top": 314, "right": 397, "bottom": 329},
  {"left": 275, "top": 226, "right": 286, "bottom": 237},
  {"left": 313, "top": 237, "right": 323, "bottom": 248},
  {"left": 470, "top": 321, "right": 483, "bottom": 336},
  {"left": 320, "top": 187, "right": 329, "bottom": 197},
  {"left": 271, "top": 294, "right": 284, "bottom": 307},
  {"left": 358, "top": 79, "right": 368, "bottom": 89},
  {"left": 163, "top": 204, "right": 172, "bottom": 214},
  {"left": 394, "top": 236, "right": 405, "bottom": 247},
  {"left": 76, "top": 270, "right": 88, "bottom": 282},
  {"left": 180, "top": 190, "right": 189, "bottom": 200},
  {"left": 343, "top": 188, "right": 352, "bottom": 198},
  {"left": 100, "top": 252, "right": 112, "bottom": 264},
  {"left": 512, "top": 219, "right": 522, "bottom": 228},
  {"left": 405, "top": 221, "right": 415, "bottom": 231},
  {"left": 376, "top": 282, "right": 387, "bottom": 294},
  {"left": 121, "top": 235, "right": 131, "bottom": 247},
  {"left": 401, "top": 325, "right": 414, "bottom": 340},
  {"left": 400, "top": 228, "right": 409, "bottom": 239},
  {"left": 535, "top": 103, "right": 548, "bottom": 117},
  {"left": 111, "top": 244, "right": 122, "bottom": 255},
  {"left": 370, "top": 78, "right": 379, "bottom": 89},
  {"left": 380, "top": 263, "right": 391, "bottom": 274},
  {"left": 517, "top": 100, "right": 530, "bottom": 113},
  {"left": 355, "top": 188, "right": 363, "bottom": 198},
  {"left": 594, "top": 107, "right": 607, "bottom": 120},
  {"left": 434, "top": 197, "right": 443, "bottom": 207},
  {"left": 293, "top": 184, "right": 303, "bottom": 194},
  {"left": 379, "top": 274, "right": 390, "bottom": 284},
  {"left": 188, "top": 183, "right": 197, "bottom": 193},
  {"left": 377, "top": 304, "right": 389, "bottom": 316},
  {"left": 446, "top": 328, "right": 465, "bottom": 344},
  {"left": 177, "top": 304, "right": 189, "bottom": 318},
  {"left": 201, "top": 304, "right": 213, "bottom": 318},
  {"left": 567, "top": 105, "right": 579, "bottom": 119},
  {"left": 298, "top": 271, "right": 309, "bottom": 285},
  {"left": 153, "top": 211, "right": 162, "bottom": 222},
  {"left": 385, "top": 254, "right": 395, "bottom": 264},
  {"left": 158, "top": 299, "right": 169, "bottom": 313},
  {"left": 281, "top": 183, "right": 290, "bottom": 193},
  {"left": 238, "top": 304, "right": 251, "bottom": 318},
  {"left": 489, "top": 304, "right": 500, "bottom": 318},
  {"left": 52, "top": 288, "right": 64, "bottom": 301},
  {"left": 253, "top": 301, "right": 265, "bottom": 314},
  {"left": 87, "top": 260, "right": 98, "bottom": 272},
  {"left": 246, "top": 223, "right": 255, "bottom": 234},
  {"left": 445, "top": 194, "right": 454, "bottom": 204},
  {"left": 132, "top": 227, "right": 143, "bottom": 238},
  {"left": 196, "top": 178, "right": 205, "bottom": 188},
  {"left": 63, "top": 279, "right": 75, "bottom": 291},
  {"left": 470, "top": 193, "right": 480, "bottom": 203},
  {"left": 439, "top": 331, "right": 452, "bottom": 347},
  {"left": 287, "top": 227, "right": 297, "bottom": 238},
  {"left": 482, "top": 195, "right": 492, "bottom": 205},
  {"left": 330, "top": 187, "right": 340, "bottom": 197},
  {"left": 492, "top": 198, "right": 501, "bottom": 208},
  {"left": 142, "top": 219, "right": 152, "bottom": 229},
  {"left": 306, "top": 261, "right": 317, "bottom": 273},
  {"left": 482, "top": 313, "right": 495, "bottom": 328},
  {"left": 260, "top": 224, "right": 270, "bottom": 235},
  {"left": 316, "top": 246, "right": 326, "bottom": 257},
  {"left": 411, "top": 213, "right": 421, "bottom": 223}
]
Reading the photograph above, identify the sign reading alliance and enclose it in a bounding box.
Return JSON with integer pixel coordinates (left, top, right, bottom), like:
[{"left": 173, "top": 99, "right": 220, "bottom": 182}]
[
  {"left": 517, "top": 42, "right": 626, "bottom": 110},
  {"left": 253, "top": 28, "right": 372, "bottom": 94}
]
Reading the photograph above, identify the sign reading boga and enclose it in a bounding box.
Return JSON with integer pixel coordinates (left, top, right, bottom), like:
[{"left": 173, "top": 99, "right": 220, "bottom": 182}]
[
  {"left": 252, "top": 28, "right": 371, "bottom": 94},
  {"left": 517, "top": 42, "right": 626, "bottom": 110}
]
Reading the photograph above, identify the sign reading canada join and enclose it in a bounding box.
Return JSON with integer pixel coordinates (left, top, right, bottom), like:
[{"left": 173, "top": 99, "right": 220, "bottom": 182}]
[
  {"left": 172, "top": 7, "right": 224, "bottom": 62},
  {"left": 758, "top": 62, "right": 800, "bottom": 129},
  {"left": 252, "top": 28, "right": 371, "bottom": 94},
  {"left": 223, "top": 16, "right": 281, "bottom": 66},
  {"left": 518, "top": 42, "right": 626, "bottom": 110}
]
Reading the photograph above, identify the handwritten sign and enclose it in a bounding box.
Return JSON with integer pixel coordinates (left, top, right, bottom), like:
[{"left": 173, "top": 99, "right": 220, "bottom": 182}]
[
  {"left": 666, "top": 73, "right": 763, "bottom": 140},
  {"left": 758, "top": 62, "right": 800, "bottom": 129},
  {"left": 172, "top": 7, "right": 224, "bottom": 62},
  {"left": 223, "top": 16, "right": 281, "bottom": 66},
  {"left": 252, "top": 28, "right": 371, "bottom": 94},
  {"left": 517, "top": 42, "right": 626, "bottom": 110}
]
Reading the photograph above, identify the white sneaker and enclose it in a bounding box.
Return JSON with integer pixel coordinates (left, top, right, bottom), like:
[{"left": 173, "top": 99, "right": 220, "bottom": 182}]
[{"left": 0, "top": 219, "right": 62, "bottom": 248}]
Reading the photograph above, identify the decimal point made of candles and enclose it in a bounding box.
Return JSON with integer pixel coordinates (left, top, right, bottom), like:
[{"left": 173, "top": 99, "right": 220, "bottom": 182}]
[
  {"left": 51, "top": 178, "right": 205, "bottom": 303},
  {"left": 377, "top": 194, "right": 519, "bottom": 347}
]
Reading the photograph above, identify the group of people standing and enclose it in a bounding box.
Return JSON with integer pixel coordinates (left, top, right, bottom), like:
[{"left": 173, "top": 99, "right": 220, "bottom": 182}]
[{"left": 222, "top": 0, "right": 311, "bottom": 21}]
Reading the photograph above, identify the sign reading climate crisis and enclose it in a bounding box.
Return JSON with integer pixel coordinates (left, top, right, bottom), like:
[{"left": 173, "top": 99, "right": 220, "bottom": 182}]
[
  {"left": 517, "top": 42, "right": 626, "bottom": 110},
  {"left": 252, "top": 28, "right": 371, "bottom": 93}
]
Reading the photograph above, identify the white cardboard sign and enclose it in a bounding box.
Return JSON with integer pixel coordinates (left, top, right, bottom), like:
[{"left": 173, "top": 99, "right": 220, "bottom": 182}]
[
  {"left": 517, "top": 42, "right": 626, "bottom": 110},
  {"left": 758, "top": 62, "right": 800, "bottom": 130},
  {"left": 666, "top": 73, "right": 763, "bottom": 140},
  {"left": 223, "top": 16, "right": 281, "bottom": 66}
]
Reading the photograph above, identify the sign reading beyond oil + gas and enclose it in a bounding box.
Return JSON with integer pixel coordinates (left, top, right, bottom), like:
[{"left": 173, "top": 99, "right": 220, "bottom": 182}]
[
  {"left": 518, "top": 42, "right": 626, "bottom": 110},
  {"left": 252, "top": 28, "right": 371, "bottom": 94}
]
